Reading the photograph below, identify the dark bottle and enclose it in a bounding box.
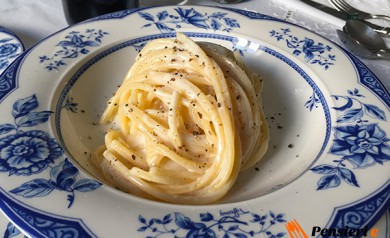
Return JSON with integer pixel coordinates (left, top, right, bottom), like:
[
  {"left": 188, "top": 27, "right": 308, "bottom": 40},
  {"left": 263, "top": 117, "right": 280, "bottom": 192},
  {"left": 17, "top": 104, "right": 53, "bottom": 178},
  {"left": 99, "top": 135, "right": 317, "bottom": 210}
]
[{"left": 62, "top": 0, "right": 139, "bottom": 25}]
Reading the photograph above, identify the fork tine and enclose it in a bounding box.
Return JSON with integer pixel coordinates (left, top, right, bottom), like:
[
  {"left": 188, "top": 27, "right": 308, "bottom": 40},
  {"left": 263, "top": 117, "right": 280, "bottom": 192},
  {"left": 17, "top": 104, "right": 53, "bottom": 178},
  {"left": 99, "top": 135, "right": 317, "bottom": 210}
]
[
  {"left": 329, "top": 0, "right": 345, "bottom": 12},
  {"left": 332, "top": 0, "right": 347, "bottom": 12},
  {"left": 331, "top": 0, "right": 367, "bottom": 16},
  {"left": 335, "top": 0, "right": 353, "bottom": 12},
  {"left": 335, "top": 0, "right": 389, "bottom": 20}
]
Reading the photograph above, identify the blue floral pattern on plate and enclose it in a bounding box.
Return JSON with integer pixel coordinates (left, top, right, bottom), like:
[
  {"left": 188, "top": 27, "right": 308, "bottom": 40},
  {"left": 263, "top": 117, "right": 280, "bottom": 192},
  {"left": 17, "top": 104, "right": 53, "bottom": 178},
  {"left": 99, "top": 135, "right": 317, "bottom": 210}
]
[
  {"left": 138, "top": 209, "right": 286, "bottom": 238},
  {"left": 39, "top": 29, "right": 109, "bottom": 71},
  {"left": 0, "top": 95, "right": 101, "bottom": 208},
  {"left": 304, "top": 91, "right": 321, "bottom": 111},
  {"left": 270, "top": 28, "right": 336, "bottom": 70},
  {"left": 10, "top": 158, "right": 101, "bottom": 208},
  {"left": 0, "top": 95, "right": 62, "bottom": 175},
  {"left": 0, "top": 26, "right": 23, "bottom": 76},
  {"left": 138, "top": 7, "right": 240, "bottom": 33},
  {"left": 310, "top": 88, "right": 389, "bottom": 190},
  {"left": 0, "top": 38, "right": 21, "bottom": 73}
]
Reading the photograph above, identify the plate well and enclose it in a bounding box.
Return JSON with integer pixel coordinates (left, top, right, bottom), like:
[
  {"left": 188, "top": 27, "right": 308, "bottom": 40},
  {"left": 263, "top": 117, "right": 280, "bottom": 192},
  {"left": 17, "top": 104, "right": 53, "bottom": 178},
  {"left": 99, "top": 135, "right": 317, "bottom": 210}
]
[{"left": 53, "top": 34, "right": 331, "bottom": 203}]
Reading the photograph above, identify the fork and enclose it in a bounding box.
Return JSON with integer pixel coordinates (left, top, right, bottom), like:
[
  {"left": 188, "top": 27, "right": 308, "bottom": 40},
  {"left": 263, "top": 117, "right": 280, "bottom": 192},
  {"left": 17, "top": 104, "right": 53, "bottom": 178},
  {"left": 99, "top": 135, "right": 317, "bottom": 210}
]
[{"left": 329, "top": 0, "right": 390, "bottom": 21}]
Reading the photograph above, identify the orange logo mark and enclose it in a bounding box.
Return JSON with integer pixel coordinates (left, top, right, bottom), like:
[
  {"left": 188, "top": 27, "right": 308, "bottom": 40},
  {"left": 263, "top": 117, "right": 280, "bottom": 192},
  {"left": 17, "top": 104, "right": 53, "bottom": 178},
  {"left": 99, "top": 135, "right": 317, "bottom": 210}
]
[
  {"left": 285, "top": 219, "right": 309, "bottom": 238},
  {"left": 370, "top": 228, "right": 378, "bottom": 237},
  {"left": 285, "top": 218, "right": 379, "bottom": 237}
]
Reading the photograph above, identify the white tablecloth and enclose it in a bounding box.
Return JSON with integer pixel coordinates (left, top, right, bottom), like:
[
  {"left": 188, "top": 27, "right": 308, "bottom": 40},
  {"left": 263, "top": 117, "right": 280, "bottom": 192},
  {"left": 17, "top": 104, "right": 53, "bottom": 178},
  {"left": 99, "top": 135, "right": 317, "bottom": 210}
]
[
  {"left": 0, "top": 0, "right": 389, "bottom": 236},
  {"left": 0, "top": 0, "right": 389, "bottom": 90}
]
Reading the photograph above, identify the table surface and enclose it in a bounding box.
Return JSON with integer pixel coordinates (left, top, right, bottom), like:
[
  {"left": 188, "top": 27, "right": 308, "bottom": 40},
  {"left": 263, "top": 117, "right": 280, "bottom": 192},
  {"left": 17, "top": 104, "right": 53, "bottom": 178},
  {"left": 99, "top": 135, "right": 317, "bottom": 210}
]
[
  {"left": 0, "top": 0, "right": 388, "bottom": 89},
  {"left": 0, "top": 0, "right": 389, "bottom": 237}
]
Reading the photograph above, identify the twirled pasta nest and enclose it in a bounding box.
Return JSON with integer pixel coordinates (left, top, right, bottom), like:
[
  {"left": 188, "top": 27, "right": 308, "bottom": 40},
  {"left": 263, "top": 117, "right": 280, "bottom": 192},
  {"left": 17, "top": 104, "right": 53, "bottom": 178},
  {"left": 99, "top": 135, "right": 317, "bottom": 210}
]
[{"left": 93, "top": 33, "right": 269, "bottom": 204}]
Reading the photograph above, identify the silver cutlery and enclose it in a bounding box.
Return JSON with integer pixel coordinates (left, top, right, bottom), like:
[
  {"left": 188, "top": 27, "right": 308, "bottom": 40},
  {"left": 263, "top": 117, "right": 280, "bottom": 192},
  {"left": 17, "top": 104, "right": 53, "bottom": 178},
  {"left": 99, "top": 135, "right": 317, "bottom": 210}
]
[
  {"left": 337, "top": 20, "right": 390, "bottom": 60},
  {"left": 344, "top": 19, "right": 390, "bottom": 57},
  {"left": 337, "top": 30, "right": 390, "bottom": 60},
  {"left": 329, "top": 0, "right": 390, "bottom": 21},
  {"left": 300, "top": 0, "right": 390, "bottom": 36}
]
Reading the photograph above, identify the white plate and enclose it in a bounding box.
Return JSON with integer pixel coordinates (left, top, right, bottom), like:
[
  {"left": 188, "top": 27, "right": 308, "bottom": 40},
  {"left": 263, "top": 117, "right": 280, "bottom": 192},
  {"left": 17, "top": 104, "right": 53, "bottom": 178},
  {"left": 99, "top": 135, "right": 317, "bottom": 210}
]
[
  {"left": 0, "top": 6, "right": 389, "bottom": 237},
  {"left": 0, "top": 26, "right": 23, "bottom": 76}
]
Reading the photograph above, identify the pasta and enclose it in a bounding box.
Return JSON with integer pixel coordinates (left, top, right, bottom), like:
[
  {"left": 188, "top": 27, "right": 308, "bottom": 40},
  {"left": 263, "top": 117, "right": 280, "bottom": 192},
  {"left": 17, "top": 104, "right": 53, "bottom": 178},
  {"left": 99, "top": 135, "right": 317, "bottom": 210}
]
[{"left": 93, "top": 33, "right": 269, "bottom": 204}]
